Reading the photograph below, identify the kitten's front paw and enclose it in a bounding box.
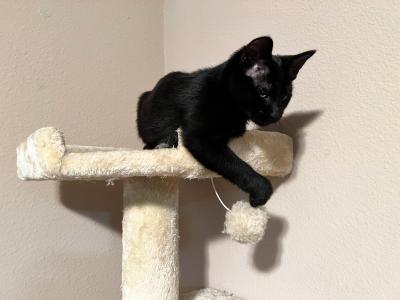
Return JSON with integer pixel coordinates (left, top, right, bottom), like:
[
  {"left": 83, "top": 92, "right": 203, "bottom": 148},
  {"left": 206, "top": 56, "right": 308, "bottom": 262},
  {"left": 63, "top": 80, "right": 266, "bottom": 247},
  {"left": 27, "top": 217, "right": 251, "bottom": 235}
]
[{"left": 249, "top": 177, "right": 273, "bottom": 207}]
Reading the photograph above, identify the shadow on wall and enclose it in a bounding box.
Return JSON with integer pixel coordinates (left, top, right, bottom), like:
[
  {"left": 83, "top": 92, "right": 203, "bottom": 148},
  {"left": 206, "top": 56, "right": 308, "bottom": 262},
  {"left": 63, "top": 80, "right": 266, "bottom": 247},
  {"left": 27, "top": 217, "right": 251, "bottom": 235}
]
[
  {"left": 265, "top": 110, "right": 323, "bottom": 191},
  {"left": 255, "top": 110, "right": 322, "bottom": 271},
  {"left": 59, "top": 181, "right": 123, "bottom": 233},
  {"left": 58, "top": 110, "right": 322, "bottom": 291},
  {"left": 179, "top": 178, "right": 288, "bottom": 291},
  {"left": 18, "top": 253, "right": 121, "bottom": 300}
]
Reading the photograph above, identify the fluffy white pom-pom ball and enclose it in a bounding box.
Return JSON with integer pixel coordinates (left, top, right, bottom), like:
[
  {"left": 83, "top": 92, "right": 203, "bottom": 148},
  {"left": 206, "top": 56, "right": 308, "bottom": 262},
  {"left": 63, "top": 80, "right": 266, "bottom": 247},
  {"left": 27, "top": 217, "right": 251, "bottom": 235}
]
[{"left": 223, "top": 200, "right": 269, "bottom": 244}]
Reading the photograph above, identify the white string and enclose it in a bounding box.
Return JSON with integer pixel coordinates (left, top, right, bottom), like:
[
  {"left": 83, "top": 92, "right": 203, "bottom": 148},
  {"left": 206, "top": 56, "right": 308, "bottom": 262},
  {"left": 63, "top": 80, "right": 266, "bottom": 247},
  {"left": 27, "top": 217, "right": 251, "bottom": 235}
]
[{"left": 210, "top": 177, "right": 231, "bottom": 212}]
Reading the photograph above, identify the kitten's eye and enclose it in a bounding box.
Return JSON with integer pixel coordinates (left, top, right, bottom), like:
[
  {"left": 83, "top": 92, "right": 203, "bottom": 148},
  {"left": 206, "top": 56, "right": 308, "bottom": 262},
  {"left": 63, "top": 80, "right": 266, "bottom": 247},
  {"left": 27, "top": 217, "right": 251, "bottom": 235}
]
[{"left": 258, "top": 88, "right": 269, "bottom": 98}]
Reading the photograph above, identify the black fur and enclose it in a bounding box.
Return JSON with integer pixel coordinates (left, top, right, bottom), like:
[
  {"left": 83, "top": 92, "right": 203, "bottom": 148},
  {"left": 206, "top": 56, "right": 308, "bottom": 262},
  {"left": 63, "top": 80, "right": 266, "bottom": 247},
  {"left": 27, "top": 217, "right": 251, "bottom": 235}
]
[{"left": 137, "top": 36, "right": 315, "bottom": 207}]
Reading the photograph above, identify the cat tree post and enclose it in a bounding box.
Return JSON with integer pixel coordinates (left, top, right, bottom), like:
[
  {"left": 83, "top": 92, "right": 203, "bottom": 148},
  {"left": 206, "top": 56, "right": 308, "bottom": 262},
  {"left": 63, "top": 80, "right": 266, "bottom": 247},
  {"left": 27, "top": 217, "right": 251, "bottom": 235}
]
[
  {"left": 17, "top": 127, "right": 293, "bottom": 300},
  {"left": 122, "top": 178, "right": 179, "bottom": 299}
]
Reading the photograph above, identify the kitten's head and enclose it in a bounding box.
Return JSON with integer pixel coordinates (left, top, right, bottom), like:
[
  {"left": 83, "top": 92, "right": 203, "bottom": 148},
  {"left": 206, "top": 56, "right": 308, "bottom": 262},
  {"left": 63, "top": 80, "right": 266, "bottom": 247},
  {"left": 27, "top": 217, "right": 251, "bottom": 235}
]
[{"left": 239, "top": 36, "right": 315, "bottom": 125}]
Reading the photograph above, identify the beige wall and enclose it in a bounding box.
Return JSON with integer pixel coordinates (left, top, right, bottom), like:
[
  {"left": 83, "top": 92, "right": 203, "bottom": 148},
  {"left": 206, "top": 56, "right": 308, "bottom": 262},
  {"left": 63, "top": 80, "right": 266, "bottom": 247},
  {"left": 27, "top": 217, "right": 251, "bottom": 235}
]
[
  {"left": 2, "top": 0, "right": 400, "bottom": 299},
  {"left": 165, "top": 0, "right": 400, "bottom": 299},
  {"left": 0, "top": 1, "right": 163, "bottom": 299}
]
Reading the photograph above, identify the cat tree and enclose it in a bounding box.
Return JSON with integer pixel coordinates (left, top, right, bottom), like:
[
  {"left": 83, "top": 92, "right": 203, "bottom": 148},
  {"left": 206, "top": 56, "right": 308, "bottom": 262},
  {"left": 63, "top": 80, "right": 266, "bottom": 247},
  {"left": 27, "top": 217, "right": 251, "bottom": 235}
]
[{"left": 17, "top": 127, "right": 293, "bottom": 300}]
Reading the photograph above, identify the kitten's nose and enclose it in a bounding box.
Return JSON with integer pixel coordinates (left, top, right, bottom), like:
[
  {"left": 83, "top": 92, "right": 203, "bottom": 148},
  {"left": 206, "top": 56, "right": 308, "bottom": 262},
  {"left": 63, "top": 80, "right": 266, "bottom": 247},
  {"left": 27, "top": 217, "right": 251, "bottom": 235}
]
[{"left": 270, "top": 105, "right": 281, "bottom": 120}]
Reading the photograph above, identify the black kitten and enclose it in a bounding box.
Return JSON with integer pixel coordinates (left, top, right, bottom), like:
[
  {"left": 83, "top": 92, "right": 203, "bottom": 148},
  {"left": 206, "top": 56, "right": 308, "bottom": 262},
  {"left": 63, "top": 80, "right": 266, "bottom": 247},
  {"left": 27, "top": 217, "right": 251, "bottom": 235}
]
[{"left": 137, "top": 36, "right": 315, "bottom": 207}]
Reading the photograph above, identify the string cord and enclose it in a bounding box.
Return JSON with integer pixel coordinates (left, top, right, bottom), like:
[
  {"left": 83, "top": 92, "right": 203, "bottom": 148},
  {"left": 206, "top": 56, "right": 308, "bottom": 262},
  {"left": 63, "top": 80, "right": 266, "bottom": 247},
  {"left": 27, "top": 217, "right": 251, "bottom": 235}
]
[{"left": 210, "top": 177, "right": 231, "bottom": 212}]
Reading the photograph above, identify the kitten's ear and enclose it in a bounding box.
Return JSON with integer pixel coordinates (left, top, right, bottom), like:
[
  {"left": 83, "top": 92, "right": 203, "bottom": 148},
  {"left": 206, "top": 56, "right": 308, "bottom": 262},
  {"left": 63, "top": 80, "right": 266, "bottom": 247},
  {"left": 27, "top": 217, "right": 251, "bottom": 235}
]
[
  {"left": 241, "top": 36, "right": 273, "bottom": 63},
  {"left": 286, "top": 50, "right": 316, "bottom": 80}
]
